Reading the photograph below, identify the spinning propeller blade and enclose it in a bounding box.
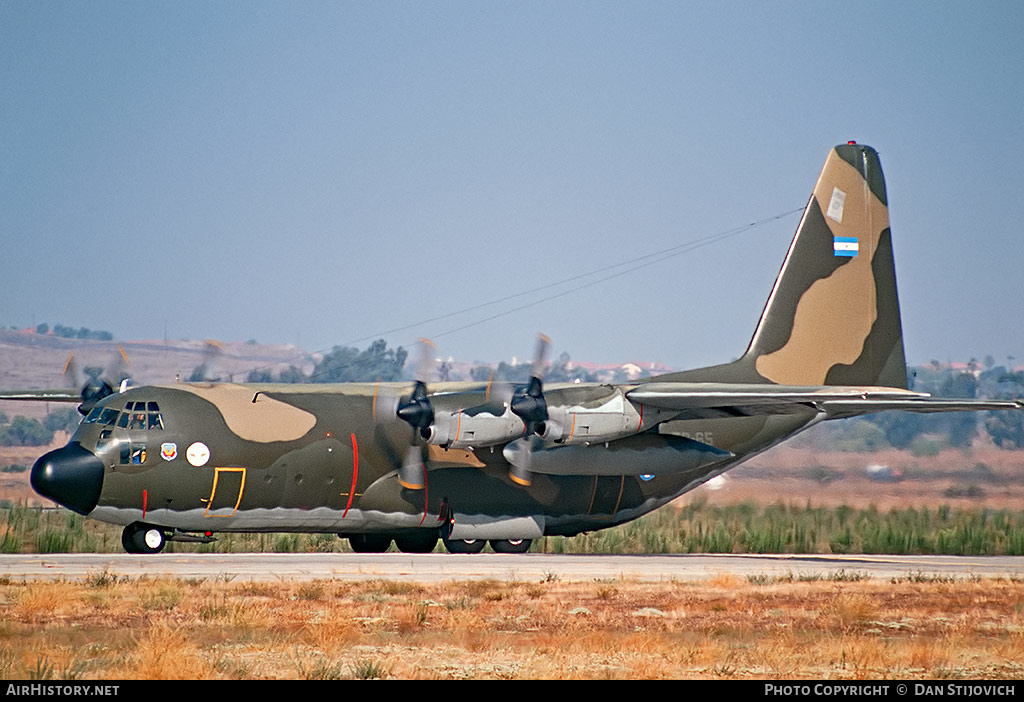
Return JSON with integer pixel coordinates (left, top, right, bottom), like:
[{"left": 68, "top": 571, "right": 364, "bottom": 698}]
[
  {"left": 372, "top": 339, "right": 438, "bottom": 490},
  {"left": 71, "top": 346, "right": 132, "bottom": 415},
  {"left": 505, "top": 333, "right": 552, "bottom": 486}
]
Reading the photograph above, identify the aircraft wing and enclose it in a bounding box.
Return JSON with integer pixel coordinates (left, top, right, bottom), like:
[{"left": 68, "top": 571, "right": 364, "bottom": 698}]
[
  {"left": 0, "top": 389, "right": 82, "bottom": 403},
  {"left": 627, "top": 383, "right": 1022, "bottom": 418}
]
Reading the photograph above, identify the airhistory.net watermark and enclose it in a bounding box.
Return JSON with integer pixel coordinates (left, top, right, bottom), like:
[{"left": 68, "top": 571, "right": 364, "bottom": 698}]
[{"left": 5, "top": 685, "right": 119, "bottom": 697}]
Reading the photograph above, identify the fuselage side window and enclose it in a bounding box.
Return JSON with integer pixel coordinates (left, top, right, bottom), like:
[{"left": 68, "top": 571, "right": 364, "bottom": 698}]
[
  {"left": 118, "top": 442, "right": 147, "bottom": 465},
  {"left": 96, "top": 429, "right": 114, "bottom": 453}
]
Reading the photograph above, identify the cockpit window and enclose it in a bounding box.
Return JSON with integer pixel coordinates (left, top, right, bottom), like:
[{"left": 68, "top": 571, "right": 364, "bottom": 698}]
[
  {"left": 84, "top": 407, "right": 121, "bottom": 426},
  {"left": 86, "top": 401, "right": 165, "bottom": 431}
]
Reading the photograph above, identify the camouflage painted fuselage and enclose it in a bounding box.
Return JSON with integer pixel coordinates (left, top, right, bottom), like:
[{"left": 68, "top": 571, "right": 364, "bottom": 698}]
[{"left": 74, "top": 381, "right": 814, "bottom": 539}]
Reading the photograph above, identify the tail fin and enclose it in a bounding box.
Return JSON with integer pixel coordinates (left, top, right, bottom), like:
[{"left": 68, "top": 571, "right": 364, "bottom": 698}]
[
  {"left": 651, "top": 143, "right": 908, "bottom": 389},
  {"left": 743, "top": 142, "right": 907, "bottom": 388}
]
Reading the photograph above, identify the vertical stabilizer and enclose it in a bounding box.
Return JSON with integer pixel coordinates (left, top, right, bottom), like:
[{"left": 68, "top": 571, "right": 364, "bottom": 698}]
[
  {"left": 648, "top": 143, "right": 908, "bottom": 389},
  {"left": 743, "top": 143, "right": 907, "bottom": 388}
]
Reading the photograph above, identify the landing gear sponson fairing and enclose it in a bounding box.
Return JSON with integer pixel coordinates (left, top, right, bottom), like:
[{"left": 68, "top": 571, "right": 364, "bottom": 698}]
[{"left": 7, "top": 143, "right": 1021, "bottom": 554}]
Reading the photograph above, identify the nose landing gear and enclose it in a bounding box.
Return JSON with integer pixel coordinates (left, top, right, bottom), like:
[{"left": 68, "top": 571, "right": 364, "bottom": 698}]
[{"left": 121, "top": 522, "right": 167, "bottom": 554}]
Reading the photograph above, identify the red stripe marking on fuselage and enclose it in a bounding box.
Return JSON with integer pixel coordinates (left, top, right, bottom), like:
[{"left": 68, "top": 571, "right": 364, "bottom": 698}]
[
  {"left": 418, "top": 464, "right": 429, "bottom": 526},
  {"left": 343, "top": 433, "right": 358, "bottom": 518},
  {"left": 142, "top": 489, "right": 148, "bottom": 519}
]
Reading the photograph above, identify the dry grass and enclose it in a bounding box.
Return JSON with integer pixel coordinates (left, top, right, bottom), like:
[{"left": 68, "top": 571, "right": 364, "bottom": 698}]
[{"left": 3, "top": 575, "right": 1024, "bottom": 679}]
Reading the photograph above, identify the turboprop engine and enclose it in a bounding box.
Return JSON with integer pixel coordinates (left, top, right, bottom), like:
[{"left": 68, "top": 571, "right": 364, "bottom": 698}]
[
  {"left": 426, "top": 386, "right": 674, "bottom": 452},
  {"left": 382, "top": 335, "right": 681, "bottom": 489},
  {"left": 534, "top": 386, "right": 673, "bottom": 445},
  {"left": 425, "top": 401, "right": 526, "bottom": 449},
  {"left": 500, "top": 385, "right": 683, "bottom": 486}
]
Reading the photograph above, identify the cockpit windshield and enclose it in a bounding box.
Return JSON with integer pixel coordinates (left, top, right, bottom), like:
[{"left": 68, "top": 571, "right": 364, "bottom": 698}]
[
  {"left": 84, "top": 401, "right": 165, "bottom": 430},
  {"left": 86, "top": 401, "right": 165, "bottom": 467}
]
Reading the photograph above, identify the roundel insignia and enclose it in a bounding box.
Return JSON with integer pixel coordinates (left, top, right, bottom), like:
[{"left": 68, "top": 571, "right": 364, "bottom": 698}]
[
  {"left": 186, "top": 442, "right": 210, "bottom": 467},
  {"left": 160, "top": 442, "right": 178, "bottom": 461}
]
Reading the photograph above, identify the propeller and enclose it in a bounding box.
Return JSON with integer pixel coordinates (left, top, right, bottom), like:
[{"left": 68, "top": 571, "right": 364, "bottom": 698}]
[
  {"left": 65, "top": 345, "right": 132, "bottom": 415},
  {"left": 191, "top": 340, "right": 226, "bottom": 381},
  {"left": 378, "top": 339, "right": 438, "bottom": 490},
  {"left": 504, "top": 334, "right": 551, "bottom": 486},
  {"left": 484, "top": 370, "right": 515, "bottom": 408},
  {"left": 508, "top": 334, "right": 551, "bottom": 430}
]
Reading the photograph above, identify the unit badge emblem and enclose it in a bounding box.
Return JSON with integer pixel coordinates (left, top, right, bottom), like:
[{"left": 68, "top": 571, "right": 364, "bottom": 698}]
[
  {"left": 160, "top": 442, "right": 178, "bottom": 461},
  {"left": 186, "top": 442, "right": 210, "bottom": 467}
]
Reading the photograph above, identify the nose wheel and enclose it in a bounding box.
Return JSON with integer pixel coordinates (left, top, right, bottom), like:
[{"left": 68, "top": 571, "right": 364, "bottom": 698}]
[{"left": 121, "top": 522, "right": 167, "bottom": 554}]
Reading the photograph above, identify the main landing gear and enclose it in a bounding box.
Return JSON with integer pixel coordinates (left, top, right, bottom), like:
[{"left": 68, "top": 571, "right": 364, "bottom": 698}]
[
  {"left": 348, "top": 533, "right": 393, "bottom": 553},
  {"left": 441, "top": 536, "right": 486, "bottom": 554},
  {"left": 346, "top": 533, "right": 533, "bottom": 554},
  {"left": 347, "top": 532, "right": 440, "bottom": 553},
  {"left": 394, "top": 532, "right": 438, "bottom": 553},
  {"left": 488, "top": 538, "right": 532, "bottom": 554},
  {"left": 441, "top": 537, "right": 532, "bottom": 553}
]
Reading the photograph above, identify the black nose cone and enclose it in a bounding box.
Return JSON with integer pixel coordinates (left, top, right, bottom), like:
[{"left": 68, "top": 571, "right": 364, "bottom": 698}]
[{"left": 31, "top": 443, "right": 104, "bottom": 515}]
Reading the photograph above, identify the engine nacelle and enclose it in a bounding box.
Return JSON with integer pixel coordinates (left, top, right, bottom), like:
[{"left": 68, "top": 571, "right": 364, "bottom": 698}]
[
  {"left": 426, "top": 402, "right": 526, "bottom": 449},
  {"left": 538, "top": 388, "right": 673, "bottom": 445}
]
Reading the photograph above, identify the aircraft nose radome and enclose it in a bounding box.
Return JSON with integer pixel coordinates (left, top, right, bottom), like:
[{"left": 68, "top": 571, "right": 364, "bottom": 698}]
[{"left": 30, "top": 443, "right": 104, "bottom": 515}]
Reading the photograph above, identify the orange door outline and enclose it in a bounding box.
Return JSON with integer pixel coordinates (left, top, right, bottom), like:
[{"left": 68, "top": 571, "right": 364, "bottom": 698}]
[{"left": 203, "top": 467, "right": 247, "bottom": 517}]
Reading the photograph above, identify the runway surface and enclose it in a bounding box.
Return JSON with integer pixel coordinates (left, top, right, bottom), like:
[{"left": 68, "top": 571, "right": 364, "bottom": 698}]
[{"left": 3, "top": 552, "right": 1024, "bottom": 582}]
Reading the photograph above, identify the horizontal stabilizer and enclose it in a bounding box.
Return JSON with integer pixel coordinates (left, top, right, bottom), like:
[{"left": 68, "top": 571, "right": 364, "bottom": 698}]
[
  {"left": 821, "top": 398, "right": 1023, "bottom": 419},
  {"left": 628, "top": 383, "right": 1022, "bottom": 420},
  {"left": 515, "top": 433, "right": 733, "bottom": 477},
  {"left": 628, "top": 383, "right": 927, "bottom": 413},
  {"left": 0, "top": 389, "right": 82, "bottom": 402}
]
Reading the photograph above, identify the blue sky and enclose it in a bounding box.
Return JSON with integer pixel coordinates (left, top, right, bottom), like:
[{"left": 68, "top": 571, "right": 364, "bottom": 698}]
[{"left": 2, "top": 1, "right": 1022, "bottom": 370}]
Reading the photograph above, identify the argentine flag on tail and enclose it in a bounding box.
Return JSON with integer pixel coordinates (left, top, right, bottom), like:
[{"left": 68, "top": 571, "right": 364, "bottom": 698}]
[{"left": 833, "top": 236, "right": 859, "bottom": 257}]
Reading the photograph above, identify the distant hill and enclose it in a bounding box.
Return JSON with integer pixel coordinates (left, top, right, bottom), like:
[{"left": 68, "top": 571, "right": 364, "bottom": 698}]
[{"left": 0, "top": 329, "right": 313, "bottom": 419}]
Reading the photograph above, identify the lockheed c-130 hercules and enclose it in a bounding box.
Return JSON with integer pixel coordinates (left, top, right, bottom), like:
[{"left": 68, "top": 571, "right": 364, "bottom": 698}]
[{"left": 5, "top": 142, "right": 1022, "bottom": 555}]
